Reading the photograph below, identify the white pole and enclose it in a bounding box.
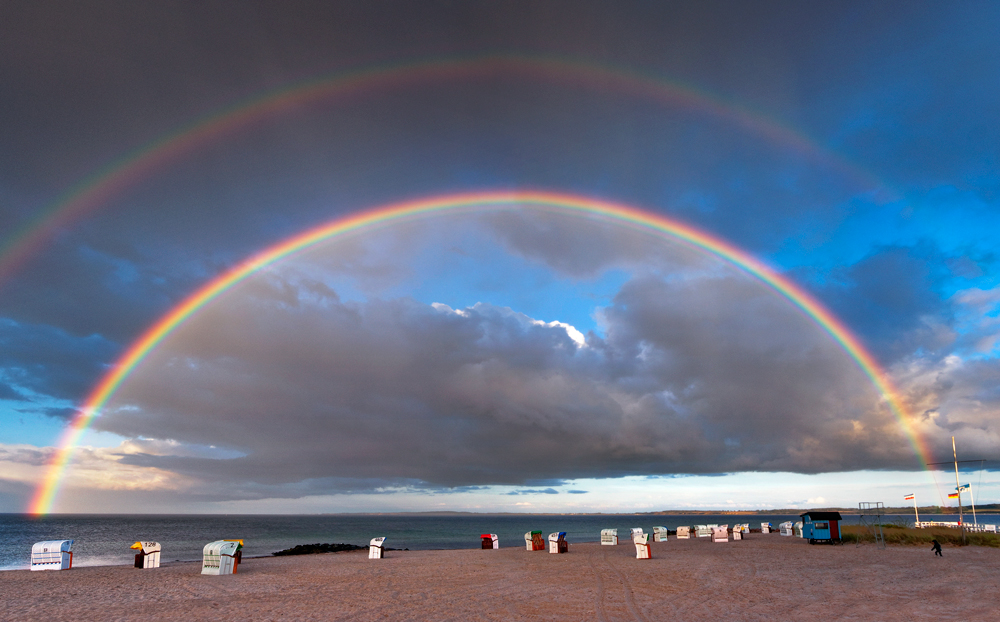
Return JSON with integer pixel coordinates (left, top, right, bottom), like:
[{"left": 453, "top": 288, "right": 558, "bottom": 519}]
[
  {"left": 969, "top": 485, "right": 978, "bottom": 527},
  {"left": 912, "top": 495, "right": 920, "bottom": 526},
  {"left": 953, "top": 436, "right": 966, "bottom": 544}
]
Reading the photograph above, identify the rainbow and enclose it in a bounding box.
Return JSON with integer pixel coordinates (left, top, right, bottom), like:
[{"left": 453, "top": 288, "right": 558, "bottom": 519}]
[
  {"left": 0, "top": 54, "right": 886, "bottom": 289},
  {"left": 29, "top": 190, "right": 927, "bottom": 514}
]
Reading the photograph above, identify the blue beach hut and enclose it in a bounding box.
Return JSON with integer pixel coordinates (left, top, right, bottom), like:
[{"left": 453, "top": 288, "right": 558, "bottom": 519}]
[{"left": 800, "top": 511, "right": 842, "bottom": 544}]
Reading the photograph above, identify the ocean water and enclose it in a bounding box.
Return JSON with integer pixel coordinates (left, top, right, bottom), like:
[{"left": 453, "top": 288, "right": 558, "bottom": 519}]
[{"left": 0, "top": 512, "right": 965, "bottom": 571}]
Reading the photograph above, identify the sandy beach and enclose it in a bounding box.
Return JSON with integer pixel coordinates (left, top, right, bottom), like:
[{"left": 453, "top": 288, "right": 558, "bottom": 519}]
[{"left": 3, "top": 535, "right": 997, "bottom": 621}]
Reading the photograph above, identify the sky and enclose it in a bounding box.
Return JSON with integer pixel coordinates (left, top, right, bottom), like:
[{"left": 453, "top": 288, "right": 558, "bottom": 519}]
[{"left": 1, "top": 1, "right": 999, "bottom": 514}]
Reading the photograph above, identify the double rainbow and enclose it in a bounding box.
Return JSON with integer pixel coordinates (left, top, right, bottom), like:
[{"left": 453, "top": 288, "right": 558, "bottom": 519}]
[
  {"left": 29, "top": 190, "right": 927, "bottom": 514},
  {"left": 0, "top": 54, "right": 885, "bottom": 289}
]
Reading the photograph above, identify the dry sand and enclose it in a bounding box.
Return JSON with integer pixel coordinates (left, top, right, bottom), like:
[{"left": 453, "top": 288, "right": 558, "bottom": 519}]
[{"left": 2, "top": 535, "right": 998, "bottom": 621}]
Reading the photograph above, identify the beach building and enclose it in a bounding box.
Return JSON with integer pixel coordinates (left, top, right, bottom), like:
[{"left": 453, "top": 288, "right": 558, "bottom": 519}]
[
  {"left": 480, "top": 534, "right": 499, "bottom": 549},
  {"left": 130, "top": 541, "right": 160, "bottom": 569},
  {"left": 652, "top": 526, "right": 668, "bottom": 542},
  {"left": 633, "top": 532, "right": 651, "bottom": 559},
  {"left": 712, "top": 526, "right": 728, "bottom": 543},
  {"left": 761, "top": 522, "right": 772, "bottom": 534},
  {"left": 601, "top": 529, "right": 618, "bottom": 545},
  {"left": 525, "top": 531, "right": 545, "bottom": 551},
  {"left": 800, "top": 511, "right": 842, "bottom": 544},
  {"left": 548, "top": 532, "right": 568, "bottom": 554},
  {"left": 369, "top": 537, "right": 386, "bottom": 559},
  {"left": 676, "top": 526, "right": 691, "bottom": 539},
  {"left": 202, "top": 540, "right": 241, "bottom": 575},
  {"left": 779, "top": 521, "right": 794, "bottom": 536},
  {"left": 30, "top": 540, "right": 73, "bottom": 571}
]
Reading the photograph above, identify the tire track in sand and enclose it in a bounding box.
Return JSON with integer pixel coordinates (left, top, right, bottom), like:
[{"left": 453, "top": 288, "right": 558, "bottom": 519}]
[
  {"left": 586, "top": 549, "right": 609, "bottom": 622},
  {"left": 598, "top": 548, "right": 648, "bottom": 622}
]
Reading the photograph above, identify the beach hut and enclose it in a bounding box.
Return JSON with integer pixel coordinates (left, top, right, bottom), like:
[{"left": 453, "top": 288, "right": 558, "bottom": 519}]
[
  {"left": 695, "top": 525, "right": 711, "bottom": 538},
  {"left": 480, "top": 534, "right": 499, "bottom": 549},
  {"left": 711, "top": 527, "right": 728, "bottom": 543},
  {"left": 800, "top": 511, "right": 842, "bottom": 544},
  {"left": 760, "top": 522, "right": 772, "bottom": 534},
  {"left": 633, "top": 532, "right": 651, "bottom": 559},
  {"left": 30, "top": 540, "right": 73, "bottom": 571},
  {"left": 525, "top": 531, "right": 545, "bottom": 551},
  {"left": 202, "top": 540, "right": 242, "bottom": 575},
  {"left": 130, "top": 541, "right": 161, "bottom": 569},
  {"left": 369, "top": 537, "right": 386, "bottom": 559},
  {"left": 675, "top": 526, "right": 691, "bottom": 539},
  {"left": 652, "top": 526, "right": 668, "bottom": 542},
  {"left": 600, "top": 529, "right": 618, "bottom": 545},
  {"left": 779, "top": 521, "right": 794, "bottom": 536},
  {"left": 548, "top": 532, "right": 568, "bottom": 554}
]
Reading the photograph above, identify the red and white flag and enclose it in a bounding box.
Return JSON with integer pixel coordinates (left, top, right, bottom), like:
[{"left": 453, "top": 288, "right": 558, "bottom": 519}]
[{"left": 904, "top": 494, "right": 915, "bottom": 501}]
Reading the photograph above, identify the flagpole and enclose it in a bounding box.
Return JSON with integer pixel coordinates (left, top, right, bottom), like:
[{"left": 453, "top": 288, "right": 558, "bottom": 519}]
[
  {"left": 912, "top": 495, "right": 919, "bottom": 526},
  {"left": 952, "top": 436, "right": 965, "bottom": 544},
  {"left": 969, "top": 485, "right": 977, "bottom": 527}
]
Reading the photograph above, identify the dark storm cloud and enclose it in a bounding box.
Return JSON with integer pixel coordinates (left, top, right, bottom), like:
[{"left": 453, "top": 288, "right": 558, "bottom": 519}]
[
  {"left": 90, "top": 264, "right": 934, "bottom": 499},
  {"left": 0, "top": 319, "right": 116, "bottom": 401}
]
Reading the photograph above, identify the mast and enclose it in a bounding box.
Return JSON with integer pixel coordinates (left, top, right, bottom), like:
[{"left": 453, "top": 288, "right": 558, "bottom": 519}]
[{"left": 952, "top": 436, "right": 965, "bottom": 544}]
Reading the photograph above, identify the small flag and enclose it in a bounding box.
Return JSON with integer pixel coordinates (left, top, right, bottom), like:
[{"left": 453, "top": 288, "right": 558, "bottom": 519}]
[
  {"left": 904, "top": 494, "right": 915, "bottom": 501},
  {"left": 948, "top": 492, "right": 960, "bottom": 499}
]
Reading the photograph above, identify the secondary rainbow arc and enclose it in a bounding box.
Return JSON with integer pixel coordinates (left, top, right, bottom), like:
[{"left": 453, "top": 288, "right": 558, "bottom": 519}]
[
  {"left": 29, "top": 190, "right": 927, "bottom": 515},
  {"left": 0, "top": 54, "right": 887, "bottom": 289}
]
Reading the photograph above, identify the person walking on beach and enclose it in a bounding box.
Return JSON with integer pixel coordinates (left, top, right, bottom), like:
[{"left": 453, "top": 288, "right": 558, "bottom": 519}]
[{"left": 931, "top": 539, "right": 942, "bottom": 556}]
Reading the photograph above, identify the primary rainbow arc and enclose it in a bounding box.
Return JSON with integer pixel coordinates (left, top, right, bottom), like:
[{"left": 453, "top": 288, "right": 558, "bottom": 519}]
[{"left": 29, "top": 190, "right": 927, "bottom": 515}]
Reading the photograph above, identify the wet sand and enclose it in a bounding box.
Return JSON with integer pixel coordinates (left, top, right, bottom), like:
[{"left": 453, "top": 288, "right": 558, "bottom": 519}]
[{"left": 2, "top": 535, "right": 997, "bottom": 621}]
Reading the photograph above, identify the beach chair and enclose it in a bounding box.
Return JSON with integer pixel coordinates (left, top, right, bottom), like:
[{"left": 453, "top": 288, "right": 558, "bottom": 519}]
[
  {"left": 480, "top": 534, "right": 499, "bottom": 549},
  {"left": 202, "top": 540, "right": 242, "bottom": 575},
  {"left": 548, "top": 532, "right": 568, "bottom": 554},
  {"left": 675, "top": 526, "right": 691, "bottom": 539},
  {"left": 794, "top": 521, "right": 804, "bottom": 537},
  {"left": 369, "top": 537, "right": 386, "bottom": 559},
  {"left": 780, "top": 521, "right": 794, "bottom": 536},
  {"left": 732, "top": 528, "right": 742, "bottom": 540},
  {"left": 711, "top": 527, "right": 728, "bottom": 543},
  {"left": 131, "top": 541, "right": 161, "bottom": 569},
  {"left": 630, "top": 528, "right": 643, "bottom": 540},
  {"left": 30, "top": 540, "right": 73, "bottom": 571},
  {"left": 525, "top": 531, "right": 545, "bottom": 551},
  {"left": 652, "top": 526, "right": 668, "bottom": 542},
  {"left": 601, "top": 529, "right": 618, "bottom": 545},
  {"left": 633, "top": 532, "right": 651, "bottom": 559},
  {"left": 760, "top": 522, "right": 771, "bottom": 534},
  {"left": 695, "top": 525, "right": 711, "bottom": 538}
]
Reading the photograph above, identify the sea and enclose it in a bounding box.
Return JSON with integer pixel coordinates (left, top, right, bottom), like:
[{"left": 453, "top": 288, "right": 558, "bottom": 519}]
[{"left": 0, "top": 512, "right": 970, "bottom": 571}]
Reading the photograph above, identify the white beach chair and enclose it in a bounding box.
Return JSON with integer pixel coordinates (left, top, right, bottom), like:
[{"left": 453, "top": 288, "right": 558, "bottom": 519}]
[
  {"left": 202, "top": 540, "right": 242, "bottom": 575},
  {"left": 548, "top": 532, "right": 568, "bottom": 554},
  {"left": 601, "top": 529, "right": 618, "bottom": 545},
  {"left": 31, "top": 540, "right": 73, "bottom": 571},
  {"left": 131, "top": 541, "right": 161, "bottom": 569},
  {"left": 732, "top": 528, "right": 742, "bottom": 540},
  {"left": 760, "top": 522, "right": 771, "bottom": 534},
  {"left": 369, "top": 537, "right": 386, "bottom": 559},
  {"left": 652, "top": 526, "right": 668, "bottom": 542},
  {"left": 695, "top": 524, "right": 711, "bottom": 538},
  {"left": 675, "top": 526, "right": 691, "bottom": 539},
  {"left": 633, "top": 532, "right": 651, "bottom": 559},
  {"left": 780, "top": 521, "right": 794, "bottom": 536},
  {"left": 711, "top": 527, "right": 728, "bottom": 543}
]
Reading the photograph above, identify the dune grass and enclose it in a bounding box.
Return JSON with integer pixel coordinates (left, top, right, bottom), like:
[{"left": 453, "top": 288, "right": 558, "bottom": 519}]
[{"left": 840, "top": 525, "right": 1000, "bottom": 547}]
